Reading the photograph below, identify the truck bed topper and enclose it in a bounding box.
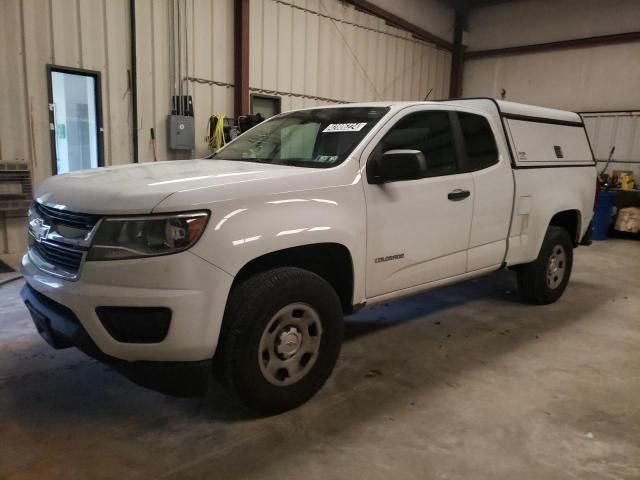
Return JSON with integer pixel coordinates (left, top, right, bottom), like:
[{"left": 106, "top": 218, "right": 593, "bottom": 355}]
[{"left": 441, "top": 97, "right": 597, "bottom": 169}]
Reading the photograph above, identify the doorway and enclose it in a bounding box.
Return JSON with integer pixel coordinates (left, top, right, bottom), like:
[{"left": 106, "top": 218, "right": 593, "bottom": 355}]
[{"left": 47, "top": 65, "right": 104, "bottom": 175}]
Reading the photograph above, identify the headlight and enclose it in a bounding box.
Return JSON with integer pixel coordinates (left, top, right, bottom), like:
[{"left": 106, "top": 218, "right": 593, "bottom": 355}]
[{"left": 87, "top": 212, "right": 209, "bottom": 261}]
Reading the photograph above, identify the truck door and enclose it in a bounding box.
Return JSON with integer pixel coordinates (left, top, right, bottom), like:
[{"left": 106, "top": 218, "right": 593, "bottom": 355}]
[
  {"left": 362, "top": 108, "right": 474, "bottom": 298},
  {"left": 453, "top": 110, "right": 514, "bottom": 272}
]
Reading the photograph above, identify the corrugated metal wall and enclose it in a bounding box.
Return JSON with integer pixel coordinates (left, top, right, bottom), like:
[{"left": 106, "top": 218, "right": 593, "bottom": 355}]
[
  {"left": 582, "top": 112, "right": 640, "bottom": 178},
  {"left": 0, "top": 0, "right": 451, "bottom": 254},
  {"left": 462, "top": 0, "right": 640, "bottom": 112},
  {"left": 0, "top": 0, "right": 451, "bottom": 172},
  {"left": 0, "top": 0, "right": 132, "bottom": 183},
  {"left": 137, "top": 0, "right": 452, "bottom": 160},
  {"left": 0, "top": 0, "right": 133, "bottom": 254},
  {"left": 249, "top": 0, "right": 451, "bottom": 112},
  {"left": 462, "top": 42, "right": 640, "bottom": 112},
  {"left": 135, "top": 0, "right": 235, "bottom": 163}
]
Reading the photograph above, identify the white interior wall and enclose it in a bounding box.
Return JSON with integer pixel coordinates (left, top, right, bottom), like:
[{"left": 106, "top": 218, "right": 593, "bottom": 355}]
[
  {"left": 0, "top": 0, "right": 454, "bottom": 255},
  {"left": 466, "top": 0, "right": 640, "bottom": 50},
  {"left": 463, "top": 42, "right": 640, "bottom": 112},
  {"left": 368, "top": 0, "right": 455, "bottom": 43},
  {"left": 139, "top": 0, "right": 454, "bottom": 159},
  {"left": 249, "top": 0, "right": 452, "bottom": 113},
  {"left": 461, "top": 0, "right": 640, "bottom": 177},
  {"left": 583, "top": 113, "right": 640, "bottom": 177},
  {"left": 0, "top": 0, "right": 133, "bottom": 255},
  {"left": 135, "top": 0, "right": 235, "bottom": 163},
  {"left": 462, "top": 0, "right": 640, "bottom": 112},
  {"left": 0, "top": 0, "right": 133, "bottom": 183}
]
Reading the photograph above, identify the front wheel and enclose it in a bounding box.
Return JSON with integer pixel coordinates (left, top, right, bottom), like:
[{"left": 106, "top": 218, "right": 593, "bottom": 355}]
[
  {"left": 217, "top": 267, "right": 343, "bottom": 414},
  {"left": 517, "top": 226, "right": 574, "bottom": 305}
]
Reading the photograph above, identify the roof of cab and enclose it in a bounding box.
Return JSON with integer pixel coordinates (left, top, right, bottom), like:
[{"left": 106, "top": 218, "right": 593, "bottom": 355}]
[{"left": 305, "top": 98, "right": 582, "bottom": 124}]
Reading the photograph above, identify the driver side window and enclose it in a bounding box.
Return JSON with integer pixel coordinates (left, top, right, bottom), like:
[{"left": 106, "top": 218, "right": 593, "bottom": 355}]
[{"left": 372, "top": 111, "right": 459, "bottom": 180}]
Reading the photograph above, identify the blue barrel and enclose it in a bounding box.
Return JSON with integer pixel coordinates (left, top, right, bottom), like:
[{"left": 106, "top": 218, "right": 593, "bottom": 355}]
[{"left": 592, "top": 191, "right": 615, "bottom": 240}]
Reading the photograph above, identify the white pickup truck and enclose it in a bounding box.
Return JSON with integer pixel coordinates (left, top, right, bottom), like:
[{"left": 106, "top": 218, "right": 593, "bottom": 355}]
[{"left": 21, "top": 99, "right": 596, "bottom": 413}]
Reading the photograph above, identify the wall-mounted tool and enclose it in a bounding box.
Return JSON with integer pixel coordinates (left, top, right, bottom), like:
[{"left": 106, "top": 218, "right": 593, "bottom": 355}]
[
  {"left": 238, "top": 113, "right": 264, "bottom": 133},
  {"left": 150, "top": 128, "right": 158, "bottom": 161},
  {"left": 206, "top": 115, "right": 241, "bottom": 151}
]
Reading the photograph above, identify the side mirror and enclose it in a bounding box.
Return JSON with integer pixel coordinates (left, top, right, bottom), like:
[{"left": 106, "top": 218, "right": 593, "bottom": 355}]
[{"left": 368, "top": 149, "right": 426, "bottom": 184}]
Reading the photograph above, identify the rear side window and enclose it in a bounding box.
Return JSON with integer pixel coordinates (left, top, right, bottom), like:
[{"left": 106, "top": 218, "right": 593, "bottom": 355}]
[
  {"left": 375, "top": 111, "right": 459, "bottom": 179},
  {"left": 458, "top": 112, "right": 498, "bottom": 171}
]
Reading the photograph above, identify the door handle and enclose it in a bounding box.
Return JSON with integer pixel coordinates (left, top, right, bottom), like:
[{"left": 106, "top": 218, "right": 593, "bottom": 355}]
[{"left": 448, "top": 189, "right": 471, "bottom": 201}]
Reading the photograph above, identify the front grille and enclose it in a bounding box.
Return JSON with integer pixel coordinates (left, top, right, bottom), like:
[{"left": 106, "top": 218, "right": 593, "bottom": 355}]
[
  {"left": 29, "top": 203, "right": 101, "bottom": 280},
  {"left": 36, "top": 202, "right": 99, "bottom": 230},
  {"left": 31, "top": 240, "right": 84, "bottom": 274}
]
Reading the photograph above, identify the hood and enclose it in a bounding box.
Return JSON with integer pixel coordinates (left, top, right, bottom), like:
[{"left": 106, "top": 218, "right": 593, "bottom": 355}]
[{"left": 34, "top": 160, "right": 313, "bottom": 214}]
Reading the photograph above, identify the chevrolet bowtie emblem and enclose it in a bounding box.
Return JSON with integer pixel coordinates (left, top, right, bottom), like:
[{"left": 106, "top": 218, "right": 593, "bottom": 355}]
[{"left": 30, "top": 217, "right": 51, "bottom": 242}]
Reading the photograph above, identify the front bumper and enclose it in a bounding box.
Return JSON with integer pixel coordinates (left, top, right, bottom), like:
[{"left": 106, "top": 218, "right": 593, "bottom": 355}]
[
  {"left": 20, "top": 250, "right": 234, "bottom": 363},
  {"left": 21, "top": 283, "right": 210, "bottom": 396}
]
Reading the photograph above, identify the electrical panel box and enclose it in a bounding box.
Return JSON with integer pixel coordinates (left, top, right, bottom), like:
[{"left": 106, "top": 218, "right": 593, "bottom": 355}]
[{"left": 168, "top": 115, "right": 195, "bottom": 150}]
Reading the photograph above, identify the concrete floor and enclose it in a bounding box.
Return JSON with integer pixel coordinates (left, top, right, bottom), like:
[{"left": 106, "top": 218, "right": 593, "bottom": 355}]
[{"left": 1, "top": 239, "right": 638, "bottom": 479}]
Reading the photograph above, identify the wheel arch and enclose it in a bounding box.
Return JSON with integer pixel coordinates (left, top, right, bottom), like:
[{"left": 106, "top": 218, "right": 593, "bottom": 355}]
[
  {"left": 231, "top": 242, "right": 356, "bottom": 314},
  {"left": 549, "top": 209, "right": 582, "bottom": 246}
]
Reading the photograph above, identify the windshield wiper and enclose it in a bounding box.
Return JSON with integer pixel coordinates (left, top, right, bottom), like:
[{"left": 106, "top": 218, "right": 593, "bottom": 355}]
[
  {"left": 224, "top": 158, "right": 274, "bottom": 164},
  {"left": 277, "top": 159, "right": 328, "bottom": 168}
]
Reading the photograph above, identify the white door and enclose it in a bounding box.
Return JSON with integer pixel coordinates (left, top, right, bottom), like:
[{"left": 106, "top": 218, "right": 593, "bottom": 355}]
[
  {"left": 454, "top": 109, "right": 514, "bottom": 272},
  {"left": 362, "top": 108, "right": 474, "bottom": 298},
  {"left": 49, "top": 67, "right": 102, "bottom": 174}
]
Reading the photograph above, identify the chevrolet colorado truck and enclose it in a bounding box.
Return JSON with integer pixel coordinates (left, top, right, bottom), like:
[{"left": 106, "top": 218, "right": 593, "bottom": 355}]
[{"left": 21, "top": 99, "right": 597, "bottom": 413}]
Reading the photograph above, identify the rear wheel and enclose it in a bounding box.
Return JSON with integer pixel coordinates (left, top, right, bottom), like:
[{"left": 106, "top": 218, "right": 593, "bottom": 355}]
[
  {"left": 517, "top": 226, "right": 574, "bottom": 305},
  {"left": 217, "top": 267, "right": 343, "bottom": 414}
]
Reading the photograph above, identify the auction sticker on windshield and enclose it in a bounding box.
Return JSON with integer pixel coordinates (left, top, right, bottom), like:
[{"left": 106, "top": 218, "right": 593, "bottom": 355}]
[{"left": 322, "top": 122, "right": 368, "bottom": 133}]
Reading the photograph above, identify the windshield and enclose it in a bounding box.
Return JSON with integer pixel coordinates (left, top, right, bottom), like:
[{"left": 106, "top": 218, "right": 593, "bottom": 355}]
[{"left": 212, "top": 107, "right": 389, "bottom": 168}]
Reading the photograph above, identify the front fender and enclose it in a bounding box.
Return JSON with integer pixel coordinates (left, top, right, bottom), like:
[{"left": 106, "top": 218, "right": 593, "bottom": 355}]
[{"left": 184, "top": 183, "right": 367, "bottom": 303}]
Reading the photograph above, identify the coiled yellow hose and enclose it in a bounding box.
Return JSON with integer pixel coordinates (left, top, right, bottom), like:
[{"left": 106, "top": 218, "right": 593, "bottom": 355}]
[{"left": 206, "top": 114, "right": 226, "bottom": 151}]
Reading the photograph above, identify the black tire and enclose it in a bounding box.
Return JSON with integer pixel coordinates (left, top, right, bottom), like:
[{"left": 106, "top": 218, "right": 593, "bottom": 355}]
[
  {"left": 216, "top": 267, "right": 343, "bottom": 414},
  {"left": 517, "top": 226, "right": 574, "bottom": 305}
]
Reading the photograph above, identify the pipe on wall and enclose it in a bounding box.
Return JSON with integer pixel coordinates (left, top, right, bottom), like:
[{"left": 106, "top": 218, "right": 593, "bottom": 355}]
[
  {"left": 129, "top": 0, "right": 139, "bottom": 163},
  {"left": 234, "top": 0, "right": 250, "bottom": 117},
  {"left": 449, "top": 11, "right": 465, "bottom": 98},
  {"left": 465, "top": 31, "right": 640, "bottom": 59}
]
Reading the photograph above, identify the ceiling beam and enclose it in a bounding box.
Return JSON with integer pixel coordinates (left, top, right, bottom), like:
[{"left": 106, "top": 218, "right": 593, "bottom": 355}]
[
  {"left": 465, "top": 31, "right": 640, "bottom": 59},
  {"left": 450, "top": 0, "right": 515, "bottom": 14},
  {"left": 344, "top": 0, "right": 453, "bottom": 51}
]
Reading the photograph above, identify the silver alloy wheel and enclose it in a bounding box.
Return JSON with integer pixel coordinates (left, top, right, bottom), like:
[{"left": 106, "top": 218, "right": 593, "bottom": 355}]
[
  {"left": 258, "top": 303, "right": 323, "bottom": 386},
  {"left": 546, "top": 244, "right": 566, "bottom": 289}
]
